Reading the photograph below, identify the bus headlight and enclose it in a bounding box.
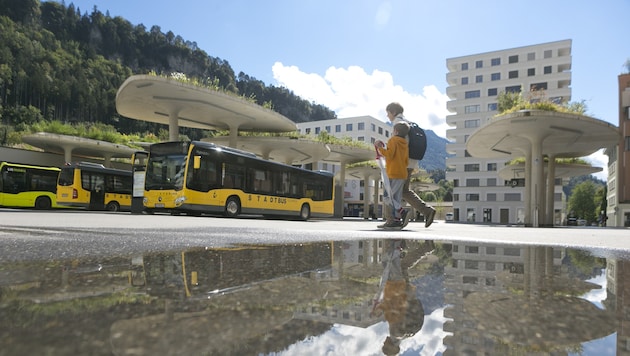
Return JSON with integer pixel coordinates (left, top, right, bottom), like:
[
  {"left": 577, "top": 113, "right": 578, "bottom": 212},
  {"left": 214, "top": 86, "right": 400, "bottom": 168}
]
[
  {"left": 143, "top": 197, "right": 148, "bottom": 204},
  {"left": 174, "top": 196, "right": 186, "bottom": 206}
]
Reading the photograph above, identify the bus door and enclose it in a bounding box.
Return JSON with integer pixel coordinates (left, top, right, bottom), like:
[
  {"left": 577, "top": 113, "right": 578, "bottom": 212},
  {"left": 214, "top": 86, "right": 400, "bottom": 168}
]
[{"left": 88, "top": 173, "right": 106, "bottom": 210}]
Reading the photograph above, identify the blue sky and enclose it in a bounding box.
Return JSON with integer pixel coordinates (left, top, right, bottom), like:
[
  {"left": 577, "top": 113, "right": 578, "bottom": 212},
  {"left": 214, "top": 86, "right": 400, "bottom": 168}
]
[{"left": 54, "top": 0, "right": 629, "bottom": 178}]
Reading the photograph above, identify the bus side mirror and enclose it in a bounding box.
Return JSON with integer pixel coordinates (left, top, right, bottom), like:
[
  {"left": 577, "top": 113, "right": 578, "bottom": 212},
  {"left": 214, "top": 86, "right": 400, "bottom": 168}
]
[{"left": 193, "top": 155, "right": 201, "bottom": 169}]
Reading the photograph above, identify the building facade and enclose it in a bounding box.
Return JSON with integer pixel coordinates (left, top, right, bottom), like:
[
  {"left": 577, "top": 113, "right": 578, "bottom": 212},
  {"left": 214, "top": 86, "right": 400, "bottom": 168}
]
[
  {"left": 606, "top": 73, "right": 630, "bottom": 227},
  {"left": 445, "top": 40, "right": 572, "bottom": 225}
]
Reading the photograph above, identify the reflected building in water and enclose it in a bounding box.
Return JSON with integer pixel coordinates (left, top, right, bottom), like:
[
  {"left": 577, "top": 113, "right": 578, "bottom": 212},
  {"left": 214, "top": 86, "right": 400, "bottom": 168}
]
[
  {"left": 443, "top": 242, "right": 615, "bottom": 354},
  {"left": 0, "top": 239, "right": 624, "bottom": 355},
  {"left": 605, "top": 258, "right": 630, "bottom": 355}
]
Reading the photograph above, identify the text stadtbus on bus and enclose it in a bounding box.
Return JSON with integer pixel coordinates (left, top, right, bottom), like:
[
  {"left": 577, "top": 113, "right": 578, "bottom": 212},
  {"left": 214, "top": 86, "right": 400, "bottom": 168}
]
[
  {"left": 143, "top": 141, "right": 335, "bottom": 220},
  {"left": 0, "top": 161, "right": 60, "bottom": 209},
  {"left": 57, "top": 162, "right": 133, "bottom": 211}
]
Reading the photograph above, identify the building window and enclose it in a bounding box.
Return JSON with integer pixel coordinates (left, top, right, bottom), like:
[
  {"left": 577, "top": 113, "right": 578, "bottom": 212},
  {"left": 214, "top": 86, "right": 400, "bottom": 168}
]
[
  {"left": 527, "top": 52, "right": 535, "bottom": 61},
  {"left": 487, "top": 193, "right": 497, "bottom": 201},
  {"left": 527, "top": 68, "right": 535, "bottom": 76},
  {"left": 475, "top": 75, "right": 483, "bottom": 83},
  {"left": 335, "top": 125, "right": 341, "bottom": 132},
  {"left": 487, "top": 178, "right": 497, "bottom": 186},
  {"left": 378, "top": 127, "right": 383, "bottom": 135},
  {"left": 530, "top": 82, "right": 548, "bottom": 91},
  {"left": 465, "top": 260, "right": 479, "bottom": 270},
  {"left": 315, "top": 127, "right": 320, "bottom": 134},
  {"left": 491, "top": 58, "right": 501, "bottom": 66},
  {"left": 544, "top": 49, "right": 552, "bottom": 59},
  {"left": 346, "top": 123, "right": 353, "bottom": 131},
  {"left": 544, "top": 66, "right": 552, "bottom": 74},
  {"left": 358, "top": 122, "right": 365, "bottom": 130},
  {"left": 325, "top": 125, "right": 331, "bottom": 132},
  {"left": 487, "top": 163, "right": 497, "bottom": 171},
  {"left": 488, "top": 88, "right": 498, "bottom": 96},
  {"left": 461, "top": 63, "right": 468, "bottom": 70},
  {"left": 508, "top": 70, "right": 518, "bottom": 79},
  {"left": 464, "top": 164, "right": 480, "bottom": 172},
  {"left": 357, "top": 136, "right": 364, "bottom": 141},
  {"left": 464, "top": 106, "right": 480, "bottom": 114},
  {"left": 625, "top": 136, "right": 630, "bottom": 151},
  {"left": 462, "top": 77, "right": 469, "bottom": 85},
  {"left": 464, "top": 90, "right": 481, "bottom": 99},
  {"left": 466, "top": 179, "right": 480, "bottom": 187},
  {"left": 465, "top": 246, "right": 479, "bottom": 254},
  {"left": 505, "top": 85, "right": 521, "bottom": 93},
  {"left": 464, "top": 119, "right": 480, "bottom": 127},
  {"left": 490, "top": 73, "right": 501, "bottom": 81},
  {"left": 483, "top": 208, "right": 492, "bottom": 222},
  {"left": 305, "top": 128, "right": 311, "bottom": 134},
  {"left": 508, "top": 55, "right": 518, "bottom": 64},
  {"left": 453, "top": 179, "right": 459, "bottom": 187},
  {"left": 466, "top": 194, "right": 480, "bottom": 201},
  {"left": 488, "top": 103, "right": 498, "bottom": 111},
  {"left": 504, "top": 193, "right": 521, "bottom": 201},
  {"left": 475, "top": 60, "right": 483, "bottom": 68}
]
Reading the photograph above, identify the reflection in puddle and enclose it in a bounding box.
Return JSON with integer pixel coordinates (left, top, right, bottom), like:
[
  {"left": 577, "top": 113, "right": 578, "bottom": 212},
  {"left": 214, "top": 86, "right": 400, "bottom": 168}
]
[{"left": 0, "top": 240, "right": 619, "bottom": 355}]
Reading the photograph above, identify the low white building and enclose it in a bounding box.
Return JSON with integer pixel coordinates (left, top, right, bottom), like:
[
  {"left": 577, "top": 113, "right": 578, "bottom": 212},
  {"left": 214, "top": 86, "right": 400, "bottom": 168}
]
[{"left": 297, "top": 116, "right": 392, "bottom": 217}]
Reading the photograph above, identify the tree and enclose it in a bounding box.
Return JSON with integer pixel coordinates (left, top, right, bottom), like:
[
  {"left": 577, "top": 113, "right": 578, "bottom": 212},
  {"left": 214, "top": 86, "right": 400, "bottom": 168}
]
[{"left": 568, "top": 181, "right": 598, "bottom": 224}]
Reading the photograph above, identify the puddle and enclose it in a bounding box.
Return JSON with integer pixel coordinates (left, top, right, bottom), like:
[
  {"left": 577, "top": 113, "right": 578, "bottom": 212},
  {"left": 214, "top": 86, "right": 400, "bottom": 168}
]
[{"left": 0, "top": 239, "right": 619, "bottom": 355}]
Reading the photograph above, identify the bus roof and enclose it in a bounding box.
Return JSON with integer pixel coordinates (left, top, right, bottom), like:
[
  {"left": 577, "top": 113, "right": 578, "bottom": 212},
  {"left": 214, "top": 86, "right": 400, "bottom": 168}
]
[{"left": 63, "top": 162, "right": 131, "bottom": 175}]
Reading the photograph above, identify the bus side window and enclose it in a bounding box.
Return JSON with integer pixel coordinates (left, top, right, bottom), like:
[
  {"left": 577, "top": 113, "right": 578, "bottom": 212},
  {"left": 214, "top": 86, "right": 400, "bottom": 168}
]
[{"left": 223, "top": 175, "right": 233, "bottom": 188}]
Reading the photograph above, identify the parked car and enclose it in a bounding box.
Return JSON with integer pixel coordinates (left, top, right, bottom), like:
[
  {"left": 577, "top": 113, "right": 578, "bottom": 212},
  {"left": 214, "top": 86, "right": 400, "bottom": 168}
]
[
  {"left": 445, "top": 212, "right": 454, "bottom": 222},
  {"left": 567, "top": 217, "right": 578, "bottom": 226}
]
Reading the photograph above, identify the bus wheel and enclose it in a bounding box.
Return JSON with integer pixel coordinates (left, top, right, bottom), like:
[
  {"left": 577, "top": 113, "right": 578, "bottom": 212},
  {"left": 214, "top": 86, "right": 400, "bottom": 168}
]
[
  {"left": 106, "top": 201, "right": 120, "bottom": 212},
  {"left": 225, "top": 197, "right": 241, "bottom": 217},
  {"left": 35, "top": 196, "right": 52, "bottom": 210},
  {"left": 300, "top": 204, "right": 310, "bottom": 221}
]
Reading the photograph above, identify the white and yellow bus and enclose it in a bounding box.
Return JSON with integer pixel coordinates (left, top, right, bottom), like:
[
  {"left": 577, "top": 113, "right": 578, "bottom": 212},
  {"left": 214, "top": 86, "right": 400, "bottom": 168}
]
[
  {"left": 57, "top": 162, "right": 133, "bottom": 211},
  {"left": 144, "top": 141, "right": 335, "bottom": 220},
  {"left": 0, "top": 161, "right": 61, "bottom": 209}
]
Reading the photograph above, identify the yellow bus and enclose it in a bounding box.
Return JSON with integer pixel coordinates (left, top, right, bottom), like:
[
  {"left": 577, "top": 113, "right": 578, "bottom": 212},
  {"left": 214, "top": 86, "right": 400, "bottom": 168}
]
[
  {"left": 57, "top": 162, "right": 133, "bottom": 212},
  {"left": 144, "top": 141, "right": 335, "bottom": 220},
  {"left": 0, "top": 161, "right": 61, "bottom": 209}
]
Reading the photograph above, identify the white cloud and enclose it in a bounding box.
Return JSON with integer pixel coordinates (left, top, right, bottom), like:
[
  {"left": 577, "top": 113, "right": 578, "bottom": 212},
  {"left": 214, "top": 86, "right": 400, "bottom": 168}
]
[
  {"left": 271, "top": 62, "right": 451, "bottom": 138},
  {"left": 584, "top": 149, "right": 609, "bottom": 181},
  {"left": 271, "top": 62, "right": 611, "bottom": 180}
]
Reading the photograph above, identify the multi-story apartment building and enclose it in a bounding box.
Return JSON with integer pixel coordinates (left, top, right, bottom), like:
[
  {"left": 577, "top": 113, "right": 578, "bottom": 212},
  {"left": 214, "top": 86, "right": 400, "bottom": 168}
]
[
  {"left": 296, "top": 116, "right": 393, "bottom": 216},
  {"left": 606, "top": 73, "right": 630, "bottom": 227},
  {"left": 445, "top": 40, "right": 572, "bottom": 224}
]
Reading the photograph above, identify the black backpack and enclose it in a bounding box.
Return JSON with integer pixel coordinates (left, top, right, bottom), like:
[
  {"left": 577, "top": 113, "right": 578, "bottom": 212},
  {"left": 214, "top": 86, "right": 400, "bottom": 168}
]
[{"left": 407, "top": 122, "right": 427, "bottom": 160}]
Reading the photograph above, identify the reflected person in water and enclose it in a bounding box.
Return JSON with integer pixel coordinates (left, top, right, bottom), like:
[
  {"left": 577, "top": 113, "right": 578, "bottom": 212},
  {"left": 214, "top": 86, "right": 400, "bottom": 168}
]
[{"left": 371, "top": 239, "right": 433, "bottom": 355}]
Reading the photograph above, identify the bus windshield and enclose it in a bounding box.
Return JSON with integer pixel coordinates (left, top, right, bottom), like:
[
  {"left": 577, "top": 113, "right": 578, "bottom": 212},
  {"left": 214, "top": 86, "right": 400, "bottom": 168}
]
[{"left": 145, "top": 153, "right": 187, "bottom": 191}]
